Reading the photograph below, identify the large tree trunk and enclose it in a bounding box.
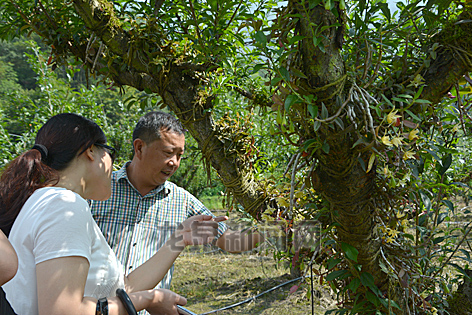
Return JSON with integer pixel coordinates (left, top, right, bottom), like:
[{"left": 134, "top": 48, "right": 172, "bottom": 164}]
[{"left": 286, "top": 0, "right": 386, "bottom": 286}]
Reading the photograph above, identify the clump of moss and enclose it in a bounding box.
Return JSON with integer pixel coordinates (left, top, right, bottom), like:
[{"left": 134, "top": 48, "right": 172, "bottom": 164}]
[{"left": 447, "top": 292, "right": 472, "bottom": 315}]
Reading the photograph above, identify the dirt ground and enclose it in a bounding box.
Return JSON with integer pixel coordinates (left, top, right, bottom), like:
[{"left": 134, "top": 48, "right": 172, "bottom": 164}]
[
  {"left": 170, "top": 207, "right": 338, "bottom": 315},
  {"left": 171, "top": 248, "right": 337, "bottom": 315}
]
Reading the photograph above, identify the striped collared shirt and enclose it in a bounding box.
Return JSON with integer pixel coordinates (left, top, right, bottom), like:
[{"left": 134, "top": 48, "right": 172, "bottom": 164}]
[{"left": 90, "top": 162, "right": 227, "bottom": 290}]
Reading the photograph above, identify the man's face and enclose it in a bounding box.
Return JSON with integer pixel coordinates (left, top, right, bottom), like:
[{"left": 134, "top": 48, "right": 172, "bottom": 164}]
[{"left": 138, "top": 129, "right": 185, "bottom": 187}]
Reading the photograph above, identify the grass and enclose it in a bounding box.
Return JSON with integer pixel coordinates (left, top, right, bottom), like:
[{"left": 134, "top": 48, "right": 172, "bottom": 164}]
[
  {"left": 200, "top": 196, "right": 225, "bottom": 211},
  {"left": 170, "top": 204, "right": 337, "bottom": 314},
  {"left": 170, "top": 248, "right": 337, "bottom": 314}
]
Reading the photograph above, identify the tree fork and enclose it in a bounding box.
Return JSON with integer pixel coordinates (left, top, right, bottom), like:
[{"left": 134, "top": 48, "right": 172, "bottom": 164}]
[{"left": 68, "top": 0, "right": 272, "bottom": 218}]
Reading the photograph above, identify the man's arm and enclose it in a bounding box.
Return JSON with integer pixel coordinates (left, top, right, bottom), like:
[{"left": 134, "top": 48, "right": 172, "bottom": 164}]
[
  {"left": 125, "top": 215, "right": 227, "bottom": 292},
  {"left": 216, "top": 228, "right": 264, "bottom": 253}
]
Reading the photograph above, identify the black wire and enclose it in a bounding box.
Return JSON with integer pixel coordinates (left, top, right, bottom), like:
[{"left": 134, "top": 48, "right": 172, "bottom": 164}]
[{"left": 199, "top": 276, "right": 308, "bottom": 315}]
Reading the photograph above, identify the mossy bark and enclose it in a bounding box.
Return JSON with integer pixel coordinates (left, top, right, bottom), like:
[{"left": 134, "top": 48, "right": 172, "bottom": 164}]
[
  {"left": 421, "top": 9, "right": 472, "bottom": 104},
  {"left": 289, "top": 1, "right": 386, "bottom": 285}
]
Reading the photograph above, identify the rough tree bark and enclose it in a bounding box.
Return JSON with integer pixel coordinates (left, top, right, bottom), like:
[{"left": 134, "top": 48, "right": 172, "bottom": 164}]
[{"left": 286, "top": 0, "right": 386, "bottom": 284}]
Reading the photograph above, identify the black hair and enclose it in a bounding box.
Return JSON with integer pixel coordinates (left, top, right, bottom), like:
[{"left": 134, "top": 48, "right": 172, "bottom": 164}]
[
  {"left": 0, "top": 113, "right": 106, "bottom": 235},
  {"left": 132, "top": 111, "right": 186, "bottom": 144}
]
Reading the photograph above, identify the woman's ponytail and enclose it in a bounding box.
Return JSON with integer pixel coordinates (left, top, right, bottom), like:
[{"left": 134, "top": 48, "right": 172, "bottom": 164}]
[{"left": 0, "top": 148, "right": 58, "bottom": 236}]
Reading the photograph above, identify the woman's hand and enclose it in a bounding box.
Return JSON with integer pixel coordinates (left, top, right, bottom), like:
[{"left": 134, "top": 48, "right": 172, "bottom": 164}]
[
  {"left": 145, "top": 289, "right": 187, "bottom": 315},
  {"left": 174, "top": 215, "right": 228, "bottom": 247}
]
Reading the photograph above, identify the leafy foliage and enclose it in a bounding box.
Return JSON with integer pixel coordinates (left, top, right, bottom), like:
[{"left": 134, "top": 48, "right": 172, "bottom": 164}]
[{"left": 1, "top": 0, "right": 472, "bottom": 314}]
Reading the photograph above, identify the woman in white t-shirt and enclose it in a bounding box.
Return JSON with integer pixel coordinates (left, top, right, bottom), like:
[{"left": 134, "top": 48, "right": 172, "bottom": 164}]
[{"left": 0, "top": 113, "right": 225, "bottom": 315}]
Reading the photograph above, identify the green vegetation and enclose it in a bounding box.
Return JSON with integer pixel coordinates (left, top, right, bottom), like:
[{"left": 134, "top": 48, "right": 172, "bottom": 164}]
[
  {"left": 1, "top": 0, "right": 472, "bottom": 313},
  {"left": 0, "top": 38, "right": 223, "bottom": 199}
]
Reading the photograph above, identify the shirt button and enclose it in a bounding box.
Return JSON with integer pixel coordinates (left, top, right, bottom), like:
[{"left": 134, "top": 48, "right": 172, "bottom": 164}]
[
  {"left": 133, "top": 243, "right": 137, "bottom": 246},
  {"left": 129, "top": 266, "right": 133, "bottom": 270}
]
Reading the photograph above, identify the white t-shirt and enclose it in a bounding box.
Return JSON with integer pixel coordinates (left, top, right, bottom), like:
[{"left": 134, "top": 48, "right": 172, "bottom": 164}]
[{"left": 3, "top": 187, "right": 124, "bottom": 315}]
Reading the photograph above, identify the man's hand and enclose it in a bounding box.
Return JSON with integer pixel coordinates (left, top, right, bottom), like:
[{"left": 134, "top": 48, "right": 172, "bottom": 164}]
[
  {"left": 216, "top": 228, "right": 264, "bottom": 253},
  {"left": 175, "top": 215, "right": 228, "bottom": 247}
]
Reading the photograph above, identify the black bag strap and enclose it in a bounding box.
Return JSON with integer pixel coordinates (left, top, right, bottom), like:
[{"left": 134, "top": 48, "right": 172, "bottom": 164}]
[{"left": 0, "top": 287, "right": 17, "bottom": 315}]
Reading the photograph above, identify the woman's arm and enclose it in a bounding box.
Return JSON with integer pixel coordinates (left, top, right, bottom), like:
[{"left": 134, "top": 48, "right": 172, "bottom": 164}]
[
  {"left": 36, "top": 256, "right": 186, "bottom": 315},
  {"left": 0, "top": 230, "right": 18, "bottom": 286},
  {"left": 125, "top": 215, "right": 227, "bottom": 292}
]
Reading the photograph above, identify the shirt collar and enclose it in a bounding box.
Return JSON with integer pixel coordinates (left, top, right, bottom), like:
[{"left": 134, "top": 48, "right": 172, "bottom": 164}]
[{"left": 116, "top": 162, "right": 167, "bottom": 196}]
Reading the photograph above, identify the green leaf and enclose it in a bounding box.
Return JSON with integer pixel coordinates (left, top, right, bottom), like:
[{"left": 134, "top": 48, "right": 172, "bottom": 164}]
[
  {"left": 327, "top": 258, "right": 342, "bottom": 270},
  {"left": 309, "top": 0, "right": 322, "bottom": 9},
  {"left": 439, "top": 153, "right": 452, "bottom": 175},
  {"left": 358, "top": 156, "right": 366, "bottom": 172},
  {"left": 326, "top": 269, "right": 350, "bottom": 281},
  {"left": 350, "top": 300, "right": 368, "bottom": 314},
  {"left": 321, "top": 103, "right": 328, "bottom": 119},
  {"left": 405, "top": 109, "right": 421, "bottom": 121},
  {"left": 291, "top": 68, "right": 308, "bottom": 79},
  {"left": 442, "top": 200, "right": 454, "bottom": 214},
  {"left": 366, "top": 291, "right": 379, "bottom": 306},
  {"left": 414, "top": 99, "right": 432, "bottom": 104},
  {"left": 324, "top": 0, "right": 331, "bottom": 10},
  {"left": 322, "top": 142, "right": 330, "bottom": 153},
  {"left": 360, "top": 272, "right": 376, "bottom": 292},
  {"left": 255, "top": 31, "right": 267, "bottom": 46},
  {"left": 348, "top": 277, "right": 361, "bottom": 293},
  {"left": 352, "top": 136, "right": 369, "bottom": 149},
  {"left": 380, "top": 298, "right": 401, "bottom": 310},
  {"left": 334, "top": 117, "right": 344, "bottom": 129},
  {"left": 419, "top": 190, "right": 432, "bottom": 211},
  {"left": 414, "top": 86, "right": 424, "bottom": 99},
  {"left": 341, "top": 242, "right": 359, "bottom": 262},
  {"left": 302, "top": 139, "right": 318, "bottom": 151},
  {"left": 378, "top": 2, "right": 391, "bottom": 22},
  {"left": 392, "top": 97, "right": 407, "bottom": 103},
  {"left": 425, "top": 149, "right": 441, "bottom": 162},
  {"left": 459, "top": 249, "right": 470, "bottom": 260},
  {"left": 270, "top": 77, "right": 283, "bottom": 86},
  {"left": 251, "top": 64, "right": 265, "bottom": 74},
  {"left": 448, "top": 263, "right": 472, "bottom": 281},
  {"left": 397, "top": 94, "right": 413, "bottom": 99},
  {"left": 436, "top": 213, "right": 448, "bottom": 225},
  {"left": 279, "top": 67, "right": 290, "bottom": 82},
  {"left": 381, "top": 94, "right": 394, "bottom": 108},
  {"left": 308, "top": 104, "right": 318, "bottom": 118},
  {"left": 433, "top": 236, "right": 445, "bottom": 244},
  {"left": 285, "top": 94, "right": 300, "bottom": 111},
  {"left": 289, "top": 35, "right": 305, "bottom": 45}
]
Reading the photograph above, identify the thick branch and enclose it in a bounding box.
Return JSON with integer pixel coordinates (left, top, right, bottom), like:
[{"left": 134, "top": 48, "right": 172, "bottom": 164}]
[{"left": 422, "top": 8, "right": 472, "bottom": 103}]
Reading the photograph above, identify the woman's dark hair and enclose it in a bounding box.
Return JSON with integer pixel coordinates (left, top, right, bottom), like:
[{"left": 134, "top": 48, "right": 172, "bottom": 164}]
[
  {"left": 132, "top": 111, "right": 186, "bottom": 144},
  {"left": 0, "top": 113, "right": 106, "bottom": 236}
]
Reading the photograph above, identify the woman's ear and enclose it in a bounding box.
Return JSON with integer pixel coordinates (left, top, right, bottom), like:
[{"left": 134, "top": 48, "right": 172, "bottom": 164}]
[{"left": 84, "top": 146, "right": 96, "bottom": 161}]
